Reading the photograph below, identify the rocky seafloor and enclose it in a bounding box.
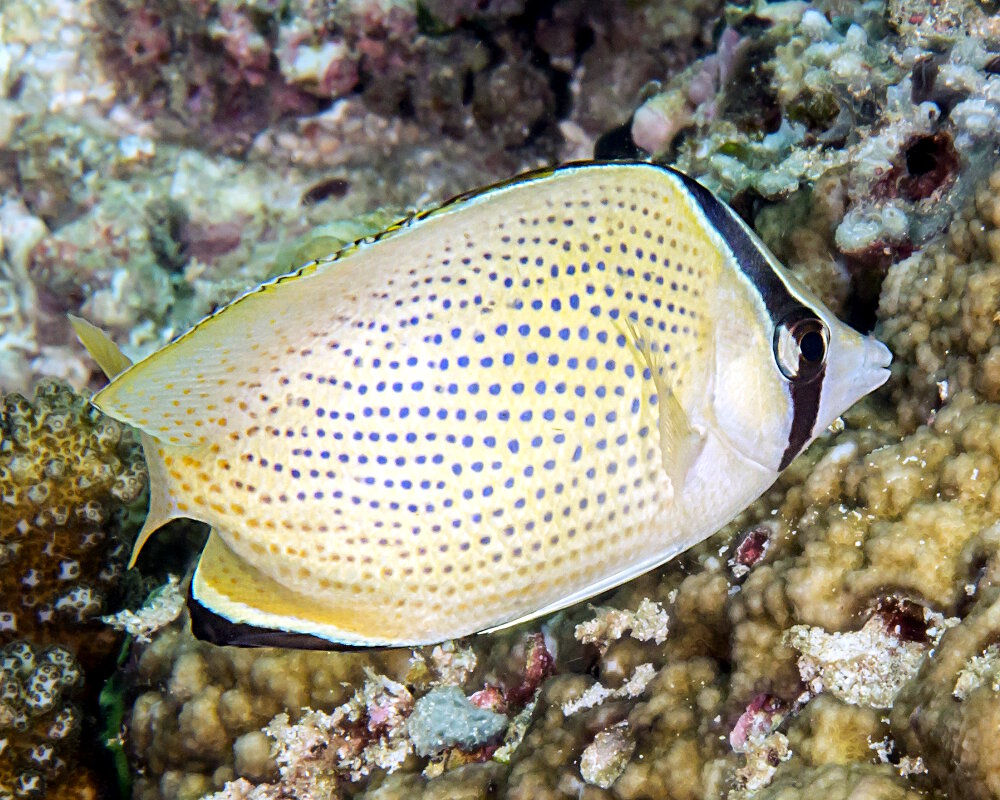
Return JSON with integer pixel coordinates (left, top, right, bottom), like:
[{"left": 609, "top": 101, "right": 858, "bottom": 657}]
[{"left": 4, "top": 0, "right": 1000, "bottom": 798}]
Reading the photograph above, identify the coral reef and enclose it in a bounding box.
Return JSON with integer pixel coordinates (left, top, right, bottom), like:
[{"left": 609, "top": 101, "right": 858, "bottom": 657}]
[
  {"left": 891, "top": 586, "right": 1000, "bottom": 799},
  {"left": 8, "top": 0, "right": 1000, "bottom": 797},
  {"left": 0, "top": 641, "right": 84, "bottom": 800},
  {"left": 127, "top": 618, "right": 551, "bottom": 799},
  {"left": 125, "top": 620, "right": 404, "bottom": 800},
  {"left": 94, "top": 0, "right": 722, "bottom": 158},
  {"left": 629, "top": 0, "right": 1000, "bottom": 330}
]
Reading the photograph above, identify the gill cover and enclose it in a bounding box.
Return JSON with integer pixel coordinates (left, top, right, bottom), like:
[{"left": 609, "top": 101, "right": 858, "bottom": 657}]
[{"left": 669, "top": 171, "right": 892, "bottom": 473}]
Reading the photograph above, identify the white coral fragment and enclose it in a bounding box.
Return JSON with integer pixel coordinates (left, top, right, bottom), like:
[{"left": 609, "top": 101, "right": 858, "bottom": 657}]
[
  {"left": 784, "top": 608, "right": 958, "bottom": 709},
  {"left": 729, "top": 732, "right": 792, "bottom": 799},
  {"left": 102, "top": 575, "right": 184, "bottom": 643},
  {"left": 579, "top": 723, "right": 635, "bottom": 789},
  {"left": 869, "top": 736, "right": 929, "bottom": 777},
  {"left": 561, "top": 663, "right": 656, "bottom": 716},
  {"left": 428, "top": 641, "right": 477, "bottom": 686},
  {"left": 574, "top": 598, "right": 670, "bottom": 653},
  {"left": 953, "top": 643, "right": 1000, "bottom": 700}
]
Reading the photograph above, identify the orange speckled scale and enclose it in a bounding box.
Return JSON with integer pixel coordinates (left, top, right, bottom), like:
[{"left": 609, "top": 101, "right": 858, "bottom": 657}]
[{"left": 76, "top": 161, "right": 892, "bottom": 647}]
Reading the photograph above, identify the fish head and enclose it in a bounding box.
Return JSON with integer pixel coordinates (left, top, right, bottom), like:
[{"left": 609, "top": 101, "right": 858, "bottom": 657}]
[
  {"left": 666, "top": 166, "right": 892, "bottom": 477},
  {"left": 708, "top": 266, "right": 891, "bottom": 475},
  {"left": 803, "top": 303, "right": 893, "bottom": 442}
]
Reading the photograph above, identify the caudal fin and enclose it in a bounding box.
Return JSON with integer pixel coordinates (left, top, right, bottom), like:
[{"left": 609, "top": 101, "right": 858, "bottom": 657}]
[{"left": 71, "top": 315, "right": 180, "bottom": 567}]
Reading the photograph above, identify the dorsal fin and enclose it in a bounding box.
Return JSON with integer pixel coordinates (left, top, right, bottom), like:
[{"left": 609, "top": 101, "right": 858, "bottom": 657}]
[
  {"left": 71, "top": 315, "right": 183, "bottom": 566},
  {"left": 69, "top": 315, "right": 132, "bottom": 379}
]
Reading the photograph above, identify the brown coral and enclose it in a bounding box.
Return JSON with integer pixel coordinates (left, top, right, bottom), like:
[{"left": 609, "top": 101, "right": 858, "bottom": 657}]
[
  {"left": 891, "top": 586, "right": 1000, "bottom": 799},
  {"left": 0, "top": 380, "right": 147, "bottom": 798},
  {"left": 126, "top": 619, "right": 413, "bottom": 800},
  {"left": 1, "top": 380, "right": 146, "bottom": 659},
  {"left": 0, "top": 640, "right": 85, "bottom": 800}
]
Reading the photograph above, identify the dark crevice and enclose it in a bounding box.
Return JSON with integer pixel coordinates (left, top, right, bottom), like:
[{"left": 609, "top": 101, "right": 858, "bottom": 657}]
[
  {"left": 593, "top": 118, "right": 647, "bottom": 160},
  {"left": 844, "top": 265, "right": 888, "bottom": 334}
]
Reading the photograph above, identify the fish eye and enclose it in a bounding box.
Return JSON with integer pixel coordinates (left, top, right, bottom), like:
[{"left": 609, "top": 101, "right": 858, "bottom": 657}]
[{"left": 774, "top": 312, "right": 829, "bottom": 380}]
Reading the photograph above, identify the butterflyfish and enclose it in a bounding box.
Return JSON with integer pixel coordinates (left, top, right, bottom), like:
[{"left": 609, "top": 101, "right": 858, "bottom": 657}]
[{"left": 73, "top": 161, "right": 891, "bottom": 648}]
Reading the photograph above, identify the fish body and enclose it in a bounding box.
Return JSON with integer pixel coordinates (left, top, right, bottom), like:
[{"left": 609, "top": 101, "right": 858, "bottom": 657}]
[{"left": 77, "top": 162, "right": 891, "bottom": 647}]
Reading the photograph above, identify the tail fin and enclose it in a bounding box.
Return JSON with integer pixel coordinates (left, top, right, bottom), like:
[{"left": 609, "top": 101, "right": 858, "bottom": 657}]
[{"left": 71, "top": 315, "right": 179, "bottom": 567}]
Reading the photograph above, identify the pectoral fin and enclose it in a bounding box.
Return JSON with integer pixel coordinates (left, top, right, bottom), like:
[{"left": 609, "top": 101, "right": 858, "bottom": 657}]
[
  {"left": 618, "top": 317, "right": 705, "bottom": 491},
  {"left": 654, "top": 384, "right": 705, "bottom": 489}
]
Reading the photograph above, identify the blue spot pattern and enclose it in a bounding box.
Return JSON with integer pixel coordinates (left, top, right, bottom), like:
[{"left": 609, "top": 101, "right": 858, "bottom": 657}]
[{"left": 210, "top": 169, "right": 710, "bottom": 616}]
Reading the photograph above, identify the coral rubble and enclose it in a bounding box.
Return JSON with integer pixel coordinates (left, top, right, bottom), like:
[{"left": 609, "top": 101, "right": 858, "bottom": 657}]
[
  {"left": 101, "top": 575, "right": 185, "bottom": 645},
  {"left": 128, "top": 616, "right": 552, "bottom": 799},
  {"left": 125, "top": 622, "right": 406, "bottom": 799},
  {"left": 784, "top": 601, "right": 958, "bottom": 709}
]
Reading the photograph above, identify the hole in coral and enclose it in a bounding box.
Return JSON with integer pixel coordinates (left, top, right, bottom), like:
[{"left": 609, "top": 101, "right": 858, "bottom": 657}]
[
  {"left": 899, "top": 132, "right": 958, "bottom": 202},
  {"left": 301, "top": 177, "right": 351, "bottom": 206},
  {"left": 904, "top": 136, "right": 940, "bottom": 176},
  {"left": 910, "top": 55, "right": 941, "bottom": 105},
  {"left": 871, "top": 596, "right": 930, "bottom": 644},
  {"left": 6, "top": 71, "right": 24, "bottom": 101}
]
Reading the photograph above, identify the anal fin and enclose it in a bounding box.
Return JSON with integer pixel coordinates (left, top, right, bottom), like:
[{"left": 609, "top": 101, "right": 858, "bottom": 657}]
[{"left": 190, "top": 531, "right": 394, "bottom": 648}]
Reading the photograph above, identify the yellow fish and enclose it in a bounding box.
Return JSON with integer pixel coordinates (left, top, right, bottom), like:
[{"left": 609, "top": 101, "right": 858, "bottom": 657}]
[{"left": 74, "top": 161, "right": 891, "bottom": 648}]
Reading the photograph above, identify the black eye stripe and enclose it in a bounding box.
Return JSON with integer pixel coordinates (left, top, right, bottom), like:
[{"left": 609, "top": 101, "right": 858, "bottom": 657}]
[
  {"left": 666, "top": 166, "right": 826, "bottom": 470},
  {"left": 779, "top": 367, "right": 825, "bottom": 470}
]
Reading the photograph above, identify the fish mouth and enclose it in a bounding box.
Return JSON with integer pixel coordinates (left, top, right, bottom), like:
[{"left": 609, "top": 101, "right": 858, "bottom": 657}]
[{"left": 863, "top": 336, "right": 893, "bottom": 387}]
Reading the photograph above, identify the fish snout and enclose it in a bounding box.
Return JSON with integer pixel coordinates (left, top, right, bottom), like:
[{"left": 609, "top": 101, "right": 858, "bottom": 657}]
[{"left": 863, "top": 335, "right": 893, "bottom": 389}]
